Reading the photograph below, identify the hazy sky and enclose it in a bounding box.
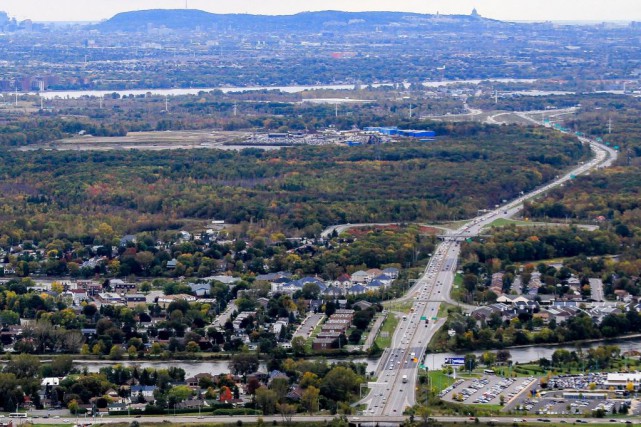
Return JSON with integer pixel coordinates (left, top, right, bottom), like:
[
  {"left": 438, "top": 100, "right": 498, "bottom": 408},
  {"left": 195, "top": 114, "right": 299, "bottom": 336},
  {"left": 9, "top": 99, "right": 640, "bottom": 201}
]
[{"left": 3, "top": 0, "right": 640, "bottom": 22}]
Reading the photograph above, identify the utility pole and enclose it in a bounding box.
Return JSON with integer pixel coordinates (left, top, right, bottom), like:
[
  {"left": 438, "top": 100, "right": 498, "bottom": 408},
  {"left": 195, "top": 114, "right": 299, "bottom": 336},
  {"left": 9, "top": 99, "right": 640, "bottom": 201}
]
[
  {"left": 409, "top": 103, "right": 413, "bottom": 119},
  {"left": 165, "top": 95, "right": 169, "bottom": 112},
  {"left": 608, "top": 117, "right": 612, "bottom": 134}
]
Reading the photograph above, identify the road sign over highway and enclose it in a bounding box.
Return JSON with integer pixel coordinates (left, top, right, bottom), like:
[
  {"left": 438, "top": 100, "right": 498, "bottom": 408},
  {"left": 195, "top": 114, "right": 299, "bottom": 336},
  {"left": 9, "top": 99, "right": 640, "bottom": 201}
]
[{"left": 444, "top": 357, "right": 465, "bottom": 366}]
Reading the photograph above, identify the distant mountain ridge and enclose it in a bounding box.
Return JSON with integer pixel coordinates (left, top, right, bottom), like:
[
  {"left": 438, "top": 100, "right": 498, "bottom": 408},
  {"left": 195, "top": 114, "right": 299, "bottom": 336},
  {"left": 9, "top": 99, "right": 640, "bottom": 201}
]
[{"left": 95, "top": 9, "right": 496, "bottom": 32}]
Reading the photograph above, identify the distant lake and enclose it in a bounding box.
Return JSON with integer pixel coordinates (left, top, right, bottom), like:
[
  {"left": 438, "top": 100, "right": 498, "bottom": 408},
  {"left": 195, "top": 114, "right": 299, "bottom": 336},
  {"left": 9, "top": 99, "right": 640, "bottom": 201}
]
[{"left": 35, "top": 79, "right": 538, "bottom": 100}]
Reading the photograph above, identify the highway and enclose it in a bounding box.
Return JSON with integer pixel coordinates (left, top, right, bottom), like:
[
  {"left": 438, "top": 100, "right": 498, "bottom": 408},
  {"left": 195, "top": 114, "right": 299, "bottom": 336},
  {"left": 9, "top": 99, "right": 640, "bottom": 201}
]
[{"left": 359, "top": 126, "right": 619, "bottom": 416}]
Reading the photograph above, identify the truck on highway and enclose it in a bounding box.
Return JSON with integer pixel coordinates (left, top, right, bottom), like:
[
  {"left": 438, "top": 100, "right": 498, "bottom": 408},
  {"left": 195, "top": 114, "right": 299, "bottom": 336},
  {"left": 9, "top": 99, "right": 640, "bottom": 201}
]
[{"left": 402, "top": 375, "right": 408, "bottom": 383}]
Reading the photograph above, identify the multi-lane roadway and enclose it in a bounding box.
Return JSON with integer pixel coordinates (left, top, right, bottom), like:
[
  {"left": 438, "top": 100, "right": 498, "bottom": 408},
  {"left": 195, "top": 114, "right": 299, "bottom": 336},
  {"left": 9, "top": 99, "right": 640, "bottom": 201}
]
[{"left": 360, "top": 129, "right": 618, "bottom": 417}]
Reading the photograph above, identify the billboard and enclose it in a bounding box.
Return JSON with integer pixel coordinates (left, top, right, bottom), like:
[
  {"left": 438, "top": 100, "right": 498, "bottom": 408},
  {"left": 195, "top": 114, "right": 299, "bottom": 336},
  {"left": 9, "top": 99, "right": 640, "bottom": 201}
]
[{"left": 444, "top": 357, "right": 465, "bottom": 366}]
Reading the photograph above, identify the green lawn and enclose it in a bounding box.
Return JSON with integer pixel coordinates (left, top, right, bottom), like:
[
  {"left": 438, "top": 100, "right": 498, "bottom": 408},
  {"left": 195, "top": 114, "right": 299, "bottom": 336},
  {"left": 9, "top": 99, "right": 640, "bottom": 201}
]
[
  {"left": 437, "top": 302, "right": 457, "bottom": 319},
  {"left": 453, "top": 273, "right": 463, "bottom": 287},
  {"left": 485, "top": 218, "right": 532, "bottom": 228},
  {"left": 374, "top": 313, "right": 400, "bottom": 349},
  {"left": 428, "top": 370, "right": 456, "bottom": 393},
  {"left": 451, "top": 273, "right": 466, "bottom": 301}
]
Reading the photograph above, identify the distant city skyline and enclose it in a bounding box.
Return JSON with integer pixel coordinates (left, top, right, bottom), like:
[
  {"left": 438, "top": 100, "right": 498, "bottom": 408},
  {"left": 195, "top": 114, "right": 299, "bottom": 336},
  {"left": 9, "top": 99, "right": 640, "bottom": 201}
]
[{"left": 2, "top": 0, "right": 640, "bottom": 22}]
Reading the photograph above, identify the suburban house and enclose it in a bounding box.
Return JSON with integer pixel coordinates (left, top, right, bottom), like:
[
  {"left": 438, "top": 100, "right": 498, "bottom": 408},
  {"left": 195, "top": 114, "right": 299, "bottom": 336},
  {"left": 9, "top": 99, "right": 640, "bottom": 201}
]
[
  {"left": 350, "top": 270, "right": 372, "bottom": 284},
  {"left": 189, "top": 282, "right": 211, "bottom": 297}
]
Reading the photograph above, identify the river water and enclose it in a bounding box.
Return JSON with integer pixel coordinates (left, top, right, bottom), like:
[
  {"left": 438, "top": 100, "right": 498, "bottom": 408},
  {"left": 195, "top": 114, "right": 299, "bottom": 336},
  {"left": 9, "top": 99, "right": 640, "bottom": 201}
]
[
  {"left": 424, "top": 336, "right": 641, "bottom": 370},
  {"left": 35, "top": 79, "right": 537, "bottom": 100},
  {"left": 58, "top": 336, "right": 641, "bottom": 377}
]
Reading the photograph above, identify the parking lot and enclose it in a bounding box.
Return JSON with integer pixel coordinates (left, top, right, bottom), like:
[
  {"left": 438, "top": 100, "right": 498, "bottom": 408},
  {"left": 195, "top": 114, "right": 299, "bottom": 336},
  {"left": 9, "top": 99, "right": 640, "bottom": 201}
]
[
  {"left": 503, "top": 373, "right": 639, "bottom": 417},
  {"left": 507, "top": 394, "right": 632, "bottom": 417},
  {"left": 441, "top": 374, "right": 537, "bottom": 406},
  {"left": 548, "top": 373, "right": 607, "bottom": 390},
  {"left": 292, "top": 313, "right": 325, "bottom": 339}
]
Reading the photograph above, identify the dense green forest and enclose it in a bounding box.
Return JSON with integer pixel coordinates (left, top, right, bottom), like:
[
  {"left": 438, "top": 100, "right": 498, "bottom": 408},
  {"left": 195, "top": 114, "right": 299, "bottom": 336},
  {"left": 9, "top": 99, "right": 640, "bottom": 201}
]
[{"left": 0, "top": 124, "right": 587, "bottom": 247}]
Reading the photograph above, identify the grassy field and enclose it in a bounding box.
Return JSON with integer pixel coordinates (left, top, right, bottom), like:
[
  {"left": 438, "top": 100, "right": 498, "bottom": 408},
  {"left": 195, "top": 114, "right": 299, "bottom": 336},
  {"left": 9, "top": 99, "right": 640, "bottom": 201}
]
[
  {"left": 383, "top": 299, "right": 415, "bottom": 313},
  {"left": 374, "top": 313, "right": 400, "bottom": 349},
  {"left": 453, "top": 273, "right": 463, "bottom": 287},
  {"left": 428, "top": 370, "right": 456, "bottom": 393},
  {"left": 23, "top": 130, "right": 252, "bottom": 152},
  {"left": 485, "top": 218, "right": 533, "bottom": 228},
  {"left": 451, "top": 273, "right": 466, "bottom": 302},
  {"left": 439, "top": 220, "right": 469, "bottom": 230},
  {"left": 437, "top": 302, "right": 457, "bottom": 319}
]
